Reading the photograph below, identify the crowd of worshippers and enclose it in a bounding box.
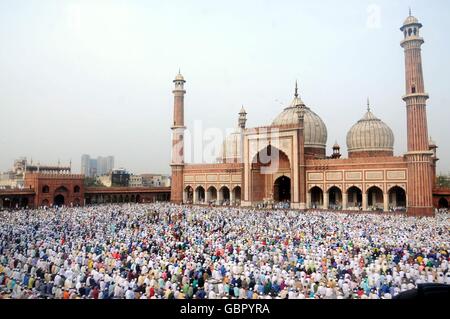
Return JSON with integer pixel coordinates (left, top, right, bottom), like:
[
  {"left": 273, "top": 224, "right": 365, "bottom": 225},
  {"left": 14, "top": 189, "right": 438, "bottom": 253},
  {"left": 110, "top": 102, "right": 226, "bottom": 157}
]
[{"left": 0, "top": 203, "right": 448, "bottom": 299}]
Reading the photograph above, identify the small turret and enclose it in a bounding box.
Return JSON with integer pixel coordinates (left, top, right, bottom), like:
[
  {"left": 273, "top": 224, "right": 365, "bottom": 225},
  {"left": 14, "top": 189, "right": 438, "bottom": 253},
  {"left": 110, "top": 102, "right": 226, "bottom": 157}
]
[
  {"left": 239, "top": 106, "right": 247, "bottom": 129},
  {"left": 332, "top": 141, "right": 341, "bottom": 159}
]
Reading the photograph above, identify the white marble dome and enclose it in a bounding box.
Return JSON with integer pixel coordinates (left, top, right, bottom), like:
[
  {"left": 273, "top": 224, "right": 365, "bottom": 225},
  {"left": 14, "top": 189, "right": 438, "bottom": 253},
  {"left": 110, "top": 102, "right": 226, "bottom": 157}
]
[
  {"left": 174, "top": 72, "right": 185, "bottom": 82},
  {"left": 346, "top": 108, "right": 394, "bottom": 153},
  {"left": 403, "top": 15, "right": 419, "bottom": 26},
  {"left": 272, "top": 96, "right": 328, "bottom": 149},
  {"left": 220, "top": 130, "right": 241, "bottom": 162}
]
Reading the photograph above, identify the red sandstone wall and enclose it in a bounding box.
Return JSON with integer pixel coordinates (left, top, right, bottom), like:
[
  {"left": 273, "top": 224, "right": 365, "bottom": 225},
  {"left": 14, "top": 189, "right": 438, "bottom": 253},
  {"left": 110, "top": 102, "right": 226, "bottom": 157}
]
[{"left": 348, "top": 151, "right": 394, "bottom": 158}]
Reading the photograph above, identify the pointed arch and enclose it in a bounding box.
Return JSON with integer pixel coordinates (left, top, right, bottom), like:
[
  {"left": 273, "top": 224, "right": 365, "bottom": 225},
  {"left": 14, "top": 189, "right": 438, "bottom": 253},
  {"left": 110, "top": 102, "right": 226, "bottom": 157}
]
[
  {"left": 367, "top": 186, "right": 384, "bottom": 210},
  {"left": 195, "top": 186, "right": 205, "bottom": 204},
  {"left": 309, "top": 186, "right": 323, "bottom": 209},
  {"left": 232, "top": 186, "right": 241, "bottom": 205},
  {"left": 438, "top": 198, "right": 448, "bottom": 209},
  {"left": 388, "top": 186, "right": 407, "bottom": 211},
  {"left": 207, "top": 186, "right": 218, "bottom": 204},
  {"left": 274, "top": 175, "right": 291, "bottom": 202},
  {"left": 347, "top": 186, "right": 362, "bottom": 209},
  {"left": 184, "top": 186, "right": 194, "bottom": 204},
  {"left": 328, "top": 186, "right": 342, "bottom": 209},
  {"left": 219, "top": 186, "right": 230, "bottom": 205},
  {"left": 251, "top": 145, "right": 291, "bottom": 202}
]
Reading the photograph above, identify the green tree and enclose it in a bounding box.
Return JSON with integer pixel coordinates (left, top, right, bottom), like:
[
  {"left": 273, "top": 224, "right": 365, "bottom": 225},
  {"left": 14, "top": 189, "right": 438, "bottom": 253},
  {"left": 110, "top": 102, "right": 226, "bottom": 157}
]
[
  {"left": 84, "top": 177, "right": 104, "bottom": 187},
  {"left": 436, "top": 175, "right": 450, "bottom": 188}
]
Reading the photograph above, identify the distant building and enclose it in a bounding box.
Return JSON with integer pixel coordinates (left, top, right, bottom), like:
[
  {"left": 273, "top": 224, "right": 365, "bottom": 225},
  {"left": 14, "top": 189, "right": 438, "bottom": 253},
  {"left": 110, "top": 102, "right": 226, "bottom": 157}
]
[
  {"left": 81, "top": 154, "right": 114, "bottom": 177},
  {"left": 111, "top": 169, "right": 130, "bottom": 187},
  {"left": 129, "top": 175, "right": 143, "bottom": 187},
  {"left": 0, "top": 157, "right": 71, "bottom": 189},
  {"left": 0, "top": 173, "right": 171, "bottom": 209},
  {"left": 141, "top": 174, "right": 171, "bottom": 188},
  {"left": 81, "top": 155, "right": 90, "bottom": 177}
]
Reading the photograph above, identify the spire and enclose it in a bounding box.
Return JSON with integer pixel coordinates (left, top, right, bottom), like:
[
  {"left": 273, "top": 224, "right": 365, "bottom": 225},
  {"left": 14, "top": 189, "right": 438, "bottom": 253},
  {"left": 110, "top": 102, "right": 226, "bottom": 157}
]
[
  {"left": 367, "top": 97, "right": 371, "bottom": 112},
  {"left": 409, "top": 7, "right": 412, "bottom": 17},
  {"left": 294, "top": 80, "right": 299, "bottom": 98},
  {"left": 174, "top": 69, "right": 185, "bottom": 82}
]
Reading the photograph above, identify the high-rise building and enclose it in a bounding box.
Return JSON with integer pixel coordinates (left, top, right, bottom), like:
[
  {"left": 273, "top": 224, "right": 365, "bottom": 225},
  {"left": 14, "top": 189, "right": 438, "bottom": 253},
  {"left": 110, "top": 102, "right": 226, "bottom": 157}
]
[
  {"left": 97, "top": 156, "right": 114, "bottom": 176},
  {"left": 89, "top": 159, "right": 98, "bottom": 177},
  {"left": 81, "top": 155, "right": 115, "bottom": 177},
  {"left": 81, "top": 154, "right": 91, "bottom": 177}
]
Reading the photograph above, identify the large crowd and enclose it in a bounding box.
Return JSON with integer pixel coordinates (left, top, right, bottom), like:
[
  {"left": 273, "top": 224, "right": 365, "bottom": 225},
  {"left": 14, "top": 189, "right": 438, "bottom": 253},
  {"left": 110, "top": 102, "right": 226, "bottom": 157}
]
[{"left": 0, "top": 203, "right": 448, "bottom": 299}]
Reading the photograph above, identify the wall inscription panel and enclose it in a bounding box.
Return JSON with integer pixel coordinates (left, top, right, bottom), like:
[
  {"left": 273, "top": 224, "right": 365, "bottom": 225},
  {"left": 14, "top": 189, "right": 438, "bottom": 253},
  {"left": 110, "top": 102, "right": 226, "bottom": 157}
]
[
  {"left": 365, "top": 171, "right": 383, "bottom": 180},
  {"left": 184, "top": 176, "right": 194, "bottom": 182},
  {"left": 232, "top": 175, "right": 242, "bottom": 182},
  {"left": 195, "top": 175, "right": 206, "bottom": 182},
  {"left": 308, "top": 172, "right": 323, "bottom": 181},
  {"left": 207, "top": 175, "right": 218, "bottom": 182},
  {"left": 387, "top": 170, "right": 406, "bottom": 180},
  {"left": 345, "top": 171, "right": 362, "bottom": 181},
  {"left": 326, "top": 172, "right": 343, "bottom": 181},
  {"left": 220, "top": 175, "right": 230, "bottom": 182}
]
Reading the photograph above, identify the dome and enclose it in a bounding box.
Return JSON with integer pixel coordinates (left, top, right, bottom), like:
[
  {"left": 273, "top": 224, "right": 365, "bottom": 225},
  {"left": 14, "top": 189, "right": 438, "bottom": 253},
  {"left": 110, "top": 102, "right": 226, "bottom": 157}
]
[
  {"left": 346, "top": 107, "right": 394, "bottom": 154},
  {"left": 220, "top": 130, "right": 241, "bottom": 163},
  {"left": 272, "top": 94, "right": 328, "bottom": 149},
  {"left": 403, "top": 15, "right": 419, "bottom": 26},
  {"left": 174, "top": 72, "right": 185, "bottom": 82}
]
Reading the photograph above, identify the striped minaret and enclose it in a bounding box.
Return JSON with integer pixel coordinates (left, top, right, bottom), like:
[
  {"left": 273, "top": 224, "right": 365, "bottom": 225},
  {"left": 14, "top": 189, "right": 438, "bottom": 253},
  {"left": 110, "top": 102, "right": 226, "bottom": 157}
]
[{"left": 400, "top": 12, "right": 434, "bottom": 216}]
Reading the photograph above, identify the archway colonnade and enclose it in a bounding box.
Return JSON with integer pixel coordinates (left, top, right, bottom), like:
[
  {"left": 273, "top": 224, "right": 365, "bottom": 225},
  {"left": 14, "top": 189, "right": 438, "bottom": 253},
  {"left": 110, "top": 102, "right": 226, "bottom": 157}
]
[
  {"left": 184, "top": 185, "right": 241, "bottom": 206},
  {"left": 307, "top": 185, "right": 406, "bottom": 212},
  {"left": 85, "top": 192, "right": 170, "bottom": 205}
]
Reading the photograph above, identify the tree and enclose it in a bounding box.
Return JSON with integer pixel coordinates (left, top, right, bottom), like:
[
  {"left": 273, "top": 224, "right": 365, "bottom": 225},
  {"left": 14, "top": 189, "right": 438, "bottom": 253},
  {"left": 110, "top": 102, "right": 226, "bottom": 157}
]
[
  {"left": 436, "top": 175, "right": 450, "bottom": 188},
  {"left": 84, "top": 177, "right": 104, "bottom": 187}
]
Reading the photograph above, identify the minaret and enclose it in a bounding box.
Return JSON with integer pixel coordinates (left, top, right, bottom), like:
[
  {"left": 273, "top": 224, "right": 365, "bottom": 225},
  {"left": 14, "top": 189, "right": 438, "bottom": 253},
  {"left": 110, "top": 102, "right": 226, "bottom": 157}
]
[
  {"left": 238, "top": 106, "right": 247, "bottom": 163},
  {"left": 429, "top": 137, "right": 438, "bottom": 188},
  {"left": 170, "top": 71, "right": 186, "bottom": 204},
  {"left": 295, "top": 82, "right": 306, "bottom": 210},
  {"left": 238, "top": 106, "right": 247, "bottom": 130},
  {"left": 239, "top": 106, "right": 247, "bottom": 202},
  {"left": 400, "top": 12, "right": 434, "bottom": 216}
]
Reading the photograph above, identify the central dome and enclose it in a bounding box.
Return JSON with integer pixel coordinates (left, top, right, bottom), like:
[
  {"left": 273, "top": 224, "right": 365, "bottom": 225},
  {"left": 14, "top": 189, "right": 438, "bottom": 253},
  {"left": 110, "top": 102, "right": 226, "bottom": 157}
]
[
  {"left": 272, "top": 88, "right": 328, "bottom": 150},
  {"left": 346, "top": 103, "right": 394, "bottom": 157}
]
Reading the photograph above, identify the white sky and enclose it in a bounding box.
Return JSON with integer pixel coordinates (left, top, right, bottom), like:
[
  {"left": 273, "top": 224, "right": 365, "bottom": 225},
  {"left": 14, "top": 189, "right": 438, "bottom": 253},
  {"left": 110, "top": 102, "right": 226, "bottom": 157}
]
[{"left": 0, "top": 0, "right": 449, "bottom": 175}]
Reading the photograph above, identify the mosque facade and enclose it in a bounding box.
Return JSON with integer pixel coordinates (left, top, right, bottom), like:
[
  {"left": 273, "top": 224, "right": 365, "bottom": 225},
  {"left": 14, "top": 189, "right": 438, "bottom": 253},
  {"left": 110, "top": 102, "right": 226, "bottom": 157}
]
[{"left": 170, "top": 13, "right": 440, "bottom": 217}]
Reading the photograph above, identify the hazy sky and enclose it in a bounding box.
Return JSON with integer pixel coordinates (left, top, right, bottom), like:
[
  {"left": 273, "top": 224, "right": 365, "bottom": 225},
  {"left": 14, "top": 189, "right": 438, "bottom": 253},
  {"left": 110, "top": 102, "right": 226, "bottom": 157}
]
[{"left": 1, "top": 0, "right": 449, "bottom": 175}]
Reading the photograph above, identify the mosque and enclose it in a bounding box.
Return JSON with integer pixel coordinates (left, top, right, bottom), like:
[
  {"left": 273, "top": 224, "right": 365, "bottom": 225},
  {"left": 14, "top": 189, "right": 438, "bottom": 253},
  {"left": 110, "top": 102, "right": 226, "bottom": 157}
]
[{"left": 170, "top": 13, "right": 442, "bottom": 217}]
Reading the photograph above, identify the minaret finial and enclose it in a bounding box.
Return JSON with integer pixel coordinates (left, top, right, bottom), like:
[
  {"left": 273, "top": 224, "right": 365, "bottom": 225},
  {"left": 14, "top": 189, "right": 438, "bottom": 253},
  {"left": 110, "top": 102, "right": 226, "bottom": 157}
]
[
  {"left": 367, "top": 97, "right": 370, "bottom": 112},
  {"left": 294, "top": 80, "right": 299, "bottom": 98},
  {"left": 179, "top": 67, "right": 181, "bottom": 74},
  {"left": 409, "top": 7, "right": 412, "bottom": 16}
]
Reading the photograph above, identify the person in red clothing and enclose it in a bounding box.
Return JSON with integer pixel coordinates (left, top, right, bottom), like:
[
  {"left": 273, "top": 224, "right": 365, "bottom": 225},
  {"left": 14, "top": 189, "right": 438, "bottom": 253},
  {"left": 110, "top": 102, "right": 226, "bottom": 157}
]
[
  {"left": 92, "top": 286, "right": 99, "bottom": 299},
  {"left": 63, "top": 289, "right": 70, "bottom": 300},
  {"left": 149, "top": 287, "right": 155, "bottom": 298}
]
